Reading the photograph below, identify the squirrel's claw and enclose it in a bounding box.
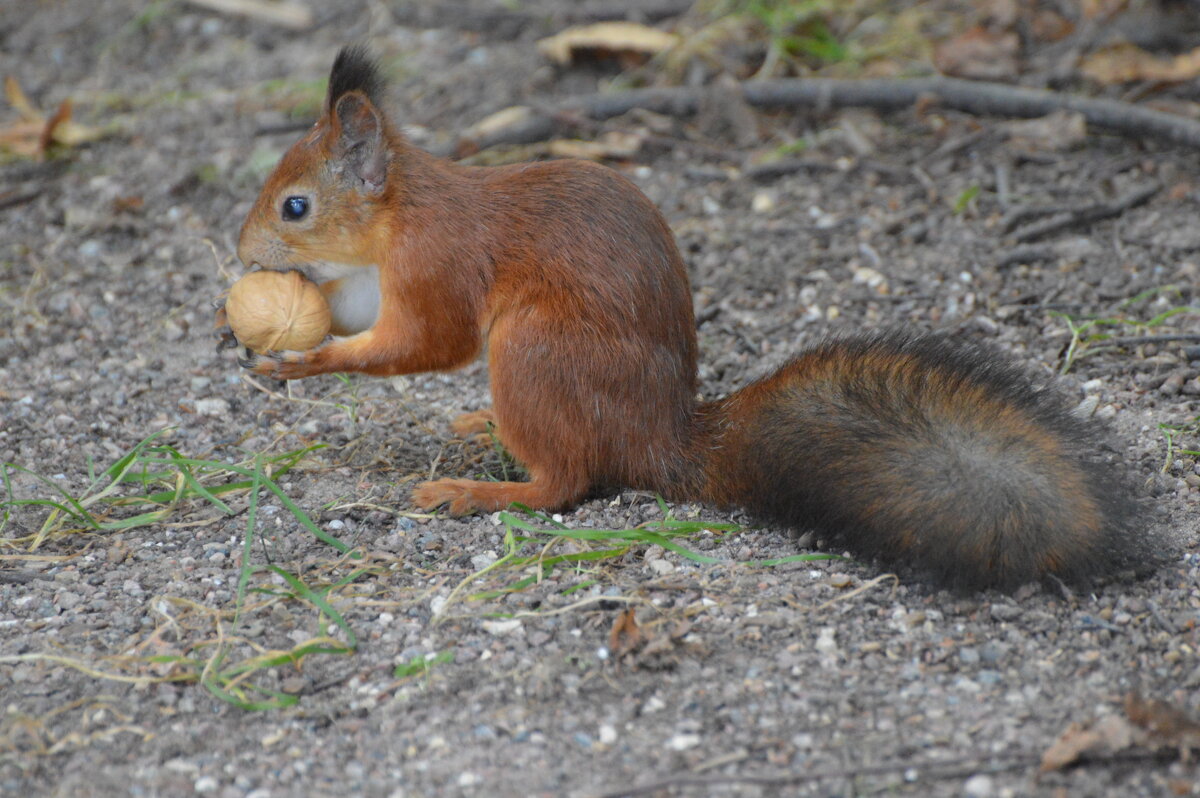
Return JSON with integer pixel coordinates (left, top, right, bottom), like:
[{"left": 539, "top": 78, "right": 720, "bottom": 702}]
[
  {"left": 236, "top": 346, "right": 261, "bottom": 370},
  {"left": 215, "top": 326, "right": 239, "bottom": 351},
  {"left": 238, "top": 347, "right": 316, "bottom": 380},
  {"left": 213, "top": 304, "right": 240, "bottom": 351}
]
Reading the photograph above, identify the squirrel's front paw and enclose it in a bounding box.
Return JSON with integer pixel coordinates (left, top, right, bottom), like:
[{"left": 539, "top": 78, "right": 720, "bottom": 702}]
[{"left": 238, "top": 347, "right": 313, "bottom": 380}]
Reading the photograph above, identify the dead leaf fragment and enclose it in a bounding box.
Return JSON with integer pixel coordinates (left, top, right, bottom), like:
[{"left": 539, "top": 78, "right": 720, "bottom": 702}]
[
  {"left": 1081, "top": 0, "right": 1130, "bottom": 20},
  {"left": 608, "top": 608, "right": 641, "bottom": 658},
  {"left": 5, "top": 76, "right": 39, "bottom": 118},
  {"left": 1001, "top": 110, "right": 1087, "bottom": 153},
  {"left": 1030, "top": 9, "right": 1074, "bottom": 42},
  {"left": 538, "top": 22, "right": 679, "bottom": 67},
  {"left": 462, "top": 105, "right": 536, "bottom": 142},
  {"left": 547, "top": 131, "right": 643, "bottom": 162},
  {"left": 978, "top": 0, "right": 1020, "bottom": 29},
  {"left": 1042, "top": 693, "right": 1200, "bottom": 773},
  {"left": 1124, "top": 693, "right": 1200, "bottom": 755},
  {"left": 1040, "top": 715, "right": 1137, "bottom": 772},
  {"left": 1, "top": 77, "right": 105, "bottom": 160},
  {"left": 1081, "top": 42, "right": 1200, "bottom": 85},
  {"left": 934, "top": 27, "right": 1020, "bottom": 81}
]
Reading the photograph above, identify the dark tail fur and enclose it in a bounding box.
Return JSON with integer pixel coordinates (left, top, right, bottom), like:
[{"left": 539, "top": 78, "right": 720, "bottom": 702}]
[{"left": 693, "top": 331, "right": 1144, "bottom": 590}]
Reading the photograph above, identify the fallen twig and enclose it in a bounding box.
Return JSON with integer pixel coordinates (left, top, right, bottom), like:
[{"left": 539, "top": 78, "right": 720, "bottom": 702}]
[
  {"left": 1002, "top": 203, "right": 1079, "bottom": 233},
  {"left": 445, "top": 76, "right": 1200, "bottom": 156},
  {"left": 996, "top": 244, "right": 1056, "bottom": 268},
  {"left": 1010, "top": 183, "right": 1161, "bottom": 243},
  {"left": 743, "top": 157, "right": 839, "bottom": 181},
  {"left": 0, "top": 190, "right": 40, "bottom": 212}
]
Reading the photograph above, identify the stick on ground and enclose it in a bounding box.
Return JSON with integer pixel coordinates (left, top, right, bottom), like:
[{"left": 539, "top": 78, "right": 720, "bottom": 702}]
[{"left": 445, "top": 76, "right": 1200, "bottom": 156}]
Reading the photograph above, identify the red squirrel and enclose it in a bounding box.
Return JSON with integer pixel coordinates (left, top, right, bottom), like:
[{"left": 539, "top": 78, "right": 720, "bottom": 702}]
[{"left": 226, "top": 46, "right": 1146, "bottom": 590}]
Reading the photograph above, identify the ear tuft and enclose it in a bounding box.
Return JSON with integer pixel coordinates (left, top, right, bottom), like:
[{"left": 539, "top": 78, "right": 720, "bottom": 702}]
[{"left": 327, "top": 45, "right": 384, "bottom": 112}]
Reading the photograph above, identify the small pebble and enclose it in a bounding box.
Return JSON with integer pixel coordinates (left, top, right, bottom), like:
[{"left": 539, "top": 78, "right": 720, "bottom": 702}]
[
  {"left": 193, "top": 398, "right": 229, "bottom": 416},
  {"left": 990, "top": 603, "right": 1021, "bottom": 622},
  {"left": 1160, "top": 373, "right": 1184, "bottom": 396},
  {"left": 647, "top": 559, "right": 674, "bottom": 575},
  {"left": 962, "top": 773, "right": 995, "bottom": 797},
  {"left": 667, "top": 733, "right": 701, "bottom": 751}
]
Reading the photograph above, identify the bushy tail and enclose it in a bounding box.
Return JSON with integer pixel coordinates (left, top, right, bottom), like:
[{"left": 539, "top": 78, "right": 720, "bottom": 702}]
[{"left": 693, "top": 331, "right": 1144, "bottom": 590}]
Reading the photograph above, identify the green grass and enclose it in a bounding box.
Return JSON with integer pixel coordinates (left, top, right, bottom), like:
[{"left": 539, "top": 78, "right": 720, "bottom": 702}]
[
  {"left": 1050, "top": 286, "right": 1197, "bottom": 374},
  {"left": 0, "top": 426, "right": 842, "bottom": 708},
  {"left": 1158, "top": 416, "right": 1200, "bottom": 474},
  {"left": 952, "top": 185, "right": 980, "bottom": 215},
  {"left": 0, "top": 430, "right": 363, "bottom": 710},
  {"left": 670, "top": 0, "right": 933, "bottom": 83},
  {"left": 394, "top": 650, "right": 455, "bottom": 680},
  {"left": 433, "top": 498, "right": 839, "bottom": 622}
]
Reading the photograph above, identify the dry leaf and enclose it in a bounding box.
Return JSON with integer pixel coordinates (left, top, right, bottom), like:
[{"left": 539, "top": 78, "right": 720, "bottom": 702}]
[
  {"left": 1001, "top": 111, "right": 1087, "bottom": 153},
  {"left": 112, "top": 194, "right": 145, "bottom": 214},
  {"left": 0, "top": 120, "right": 46, "bottom": 158},
  {"left": 1, "top": 77, "right": 105, "bottom": 160},
  {"left": 1042, "top": 693, "right": 1200, "bottom": 773},
  {"left": 1081, "top": 43, "right": 1200, "bottom": 85},
  {"left": 1040, "top": 715, "right": 1137, "bottom": 772},
  {"left": 608, "top": 608, "right": 641, "bottom": 658},
  {"left": 1080, "top": 0, "right": 1127, "bottom": 21},
  {"left": 5, "top": 75, "right": 40, "bottom": 119},
  {"left": 1030, "top": 9, "right": 1074, "bottom": 42},
  {"left": 547, "top": 131, "right": 643, "bottom": 161},
  {"left": 1124, "top": 693, "right": 1200, "bottom": 754},
  {"left": 538, "top": 22, "right": 679, "bottom": 67},
  {"left": 978, "top": 0, "right": 1020, "bottom": 29},
  {"left": 40, "top": 100, "right": 73, "bottom": 154},
  {"left": 934, "top": 26, "right": 1020, "bottom": 81},
  {"left": 462, "top": 105, "right": 535, "bottom": 142}
]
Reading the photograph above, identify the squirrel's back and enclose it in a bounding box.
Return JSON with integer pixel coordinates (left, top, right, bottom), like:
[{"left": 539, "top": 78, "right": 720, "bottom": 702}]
[{"left": 691, "top": 332, "right": 1143, "bottom": 590}]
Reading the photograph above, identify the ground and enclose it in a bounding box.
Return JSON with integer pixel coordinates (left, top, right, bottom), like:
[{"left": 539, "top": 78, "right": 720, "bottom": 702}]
[{"left": 2, "top": 1, "right": 1200, "bottom": 796}]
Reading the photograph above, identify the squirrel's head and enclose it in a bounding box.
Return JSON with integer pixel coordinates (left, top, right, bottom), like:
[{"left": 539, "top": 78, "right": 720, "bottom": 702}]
[{"left": 238, "top": 46, "right": 397, "bottom": 271}]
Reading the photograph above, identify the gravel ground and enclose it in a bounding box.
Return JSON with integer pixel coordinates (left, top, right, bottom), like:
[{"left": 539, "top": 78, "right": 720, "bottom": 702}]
[{"left": 2, "top": 2, "right": 1199, "bottom": 796}]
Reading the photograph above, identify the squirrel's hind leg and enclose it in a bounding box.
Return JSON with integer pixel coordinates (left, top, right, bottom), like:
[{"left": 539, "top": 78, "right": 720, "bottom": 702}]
[{"left": 412, "top": 468, "right": 588, "bottom": 515}]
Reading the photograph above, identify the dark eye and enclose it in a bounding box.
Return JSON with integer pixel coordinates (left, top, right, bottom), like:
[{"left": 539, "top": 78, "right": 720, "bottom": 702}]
[{"left": 281, "top": 196, "right": 309, "bottom": 221}]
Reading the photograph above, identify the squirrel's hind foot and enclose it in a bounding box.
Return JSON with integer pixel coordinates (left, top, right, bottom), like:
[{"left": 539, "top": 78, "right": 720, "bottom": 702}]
[
  {"left": 412, "top": 475, "right": 585, "bottom": 515},
  {"left": 451, "top": 409, "right": 497, "bottom": 439}
]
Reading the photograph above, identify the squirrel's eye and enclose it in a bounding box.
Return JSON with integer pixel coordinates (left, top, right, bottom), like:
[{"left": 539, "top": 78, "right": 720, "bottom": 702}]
[{"left": 281, "top": 196, "right": 309, "bottom": 221}]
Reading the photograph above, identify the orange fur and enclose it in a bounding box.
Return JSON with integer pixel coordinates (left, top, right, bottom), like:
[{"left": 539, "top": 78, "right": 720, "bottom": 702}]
[{"left": 231, "top": 47, "right": 1145, "bottom": 590}]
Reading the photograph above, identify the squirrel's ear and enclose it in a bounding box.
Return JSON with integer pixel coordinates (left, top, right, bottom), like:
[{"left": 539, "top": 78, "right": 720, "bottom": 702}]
[{"left": 331, "top": 91, "right": 387, "bottom": 193}]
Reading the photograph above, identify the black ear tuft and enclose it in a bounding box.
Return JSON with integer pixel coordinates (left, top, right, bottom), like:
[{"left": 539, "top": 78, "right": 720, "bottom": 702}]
[{"left": 327, "top": 45, "right": 384, "bottom": 110}]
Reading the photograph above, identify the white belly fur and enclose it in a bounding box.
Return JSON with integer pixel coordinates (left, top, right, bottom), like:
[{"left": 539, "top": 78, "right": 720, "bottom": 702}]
[{"left": 303, "top": 262, "right": 380, "bottom": 335}]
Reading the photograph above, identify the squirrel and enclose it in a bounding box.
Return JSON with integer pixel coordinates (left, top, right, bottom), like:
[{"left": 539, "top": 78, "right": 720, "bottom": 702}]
[{"left": 225, "top": 46, "right": 1145, "bottom": 591}]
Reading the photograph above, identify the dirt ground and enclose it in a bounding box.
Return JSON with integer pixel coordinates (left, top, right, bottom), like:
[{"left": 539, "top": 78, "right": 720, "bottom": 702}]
[{"left": 3, "top": 1, "right": 1200, "bottom": 796}]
